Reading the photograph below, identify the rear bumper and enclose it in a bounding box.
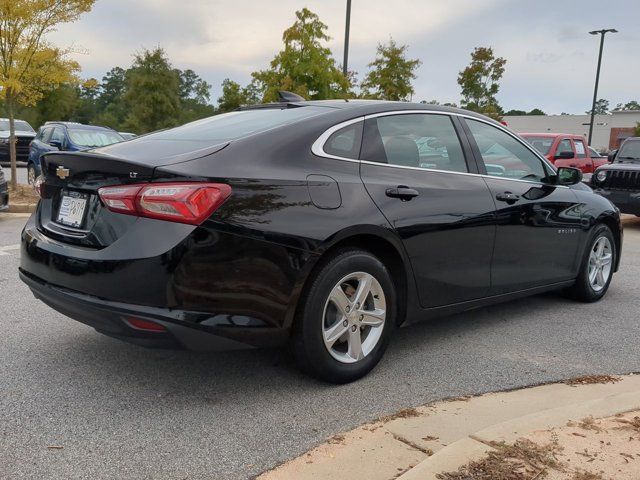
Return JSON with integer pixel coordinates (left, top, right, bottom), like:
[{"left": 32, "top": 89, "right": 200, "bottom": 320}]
[
  {"left": 20, "top": 269, "right": 288, "bottom": 350},
  {"left": 593, "top": 189, "right": 640, "bottom": 215}
]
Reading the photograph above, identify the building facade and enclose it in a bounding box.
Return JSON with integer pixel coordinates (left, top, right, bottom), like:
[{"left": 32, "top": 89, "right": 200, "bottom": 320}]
[{"left": 504, "top": 110, "right": 640, "bottom": 152}]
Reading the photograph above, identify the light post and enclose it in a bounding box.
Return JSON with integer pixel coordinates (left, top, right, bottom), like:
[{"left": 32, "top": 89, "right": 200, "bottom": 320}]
[
  {"left": 343, "top": 0, "right": 352, "bottom": 77},
  {"left": 587, "top": 28, "right": 617, "bottom": 146}
]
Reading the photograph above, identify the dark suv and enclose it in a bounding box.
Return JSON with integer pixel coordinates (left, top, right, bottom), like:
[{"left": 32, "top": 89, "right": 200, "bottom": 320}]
[
  {"left": 591, "top": 137, "right": 640, "bottom": 215},
  {"left": 0, "top": 118, "right": 36, "bottom": 166},
  {"left": 27, "top": 122, "right": 124, "bottom": 184}
]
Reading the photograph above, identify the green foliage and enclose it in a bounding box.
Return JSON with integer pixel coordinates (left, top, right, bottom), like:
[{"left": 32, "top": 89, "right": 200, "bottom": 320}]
[
  {"left": 251, "top": 8, "right": 350, "bottom": 102},
  {"left": 361, "top": 38, "right": 421, "bottom": 101},
  {"left": 586, "top": 98, "right": 609, "bottom": 115},
  {"left": 458, "top": 47, "right": 506, "bottom": 120},
  {"left": 634, "top": 123, "right": 640, "bottom": 137},
  {"left": 217, "top": 79, "right": 260, "bottom": 113},
  {"left": 0, "top": 0, "right": 95, "bottom": 187},
  {"left": 504, "top": 108, "right": 546, "bottom": 116},
  {"left": 613, "top": 100, "right": 640, "bottom": 111}
]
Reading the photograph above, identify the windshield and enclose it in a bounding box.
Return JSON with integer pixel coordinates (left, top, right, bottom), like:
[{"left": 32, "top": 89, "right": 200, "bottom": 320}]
[
  {"left": 0, "top": 120, "right": 35, "bottom": 132},
  {"left": 617, "top": 141, "right": 640, "bottom": 161},
  {"left": 68, "top": 129, "right": 124, "bottom": 148},
  {"left": 522, "top": 136, "right": 554, "bottom": 155}
]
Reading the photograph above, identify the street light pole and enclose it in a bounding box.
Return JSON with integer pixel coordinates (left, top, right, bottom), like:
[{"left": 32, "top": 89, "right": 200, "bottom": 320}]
[
  {"left": 343, "top": 0, "right": 352, "bottom": 77},
  {"left": 587, "top": 28, "right": 617, "bottom": 146}
]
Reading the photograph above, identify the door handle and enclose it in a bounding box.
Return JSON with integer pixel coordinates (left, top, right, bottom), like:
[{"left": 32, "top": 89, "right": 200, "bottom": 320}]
[
  {"left": 495, "top": 191, "right": 520, "bottom": 204},
  {"left": 385, "top": 186, "right": 420, "bottom": 201}
]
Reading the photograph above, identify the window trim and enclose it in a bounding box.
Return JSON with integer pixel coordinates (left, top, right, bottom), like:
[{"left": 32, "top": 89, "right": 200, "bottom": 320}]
[{"left": 312, "top": 110, "right": 563, "bottom": 187}]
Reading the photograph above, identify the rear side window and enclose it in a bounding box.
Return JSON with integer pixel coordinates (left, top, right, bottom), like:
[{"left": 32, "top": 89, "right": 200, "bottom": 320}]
[
  {"left": 574, "top": 139, "right": 587, "bottom": 158},
  {"left": 361, "top": 114, "right": 468, "bottom": 173},
  {"left": 323, "top": 122, "right": 363, "bottom": 159}
]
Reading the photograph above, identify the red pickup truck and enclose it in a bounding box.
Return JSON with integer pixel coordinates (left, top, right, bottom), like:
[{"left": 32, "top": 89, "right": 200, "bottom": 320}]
[{"left": 521, "top": 133, "right": 608, "bottom": 177}]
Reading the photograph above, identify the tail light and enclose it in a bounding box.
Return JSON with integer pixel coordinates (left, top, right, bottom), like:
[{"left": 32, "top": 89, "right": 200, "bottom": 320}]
[
  {"left": 125, "top": 317, "right": 167, "bottom": 332},
  {"left": 98, "top": 182, "right": 231, "bottom": 225}
]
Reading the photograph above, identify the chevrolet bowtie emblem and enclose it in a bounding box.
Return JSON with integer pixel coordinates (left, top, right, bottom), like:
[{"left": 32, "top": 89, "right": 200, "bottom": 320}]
[{"left": 56, "top": 166, "right": 70, "bottom": 179}]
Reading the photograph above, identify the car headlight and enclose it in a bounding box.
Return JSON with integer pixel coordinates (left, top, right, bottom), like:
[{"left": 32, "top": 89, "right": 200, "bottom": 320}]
[{"left": 596, "top": 170, "right": 608, "bottom": 183}]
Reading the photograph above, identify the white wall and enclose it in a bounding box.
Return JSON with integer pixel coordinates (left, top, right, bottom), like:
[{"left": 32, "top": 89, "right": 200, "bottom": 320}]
[{"left": 504, "top": 111, "right": 640, "bottom": 151}]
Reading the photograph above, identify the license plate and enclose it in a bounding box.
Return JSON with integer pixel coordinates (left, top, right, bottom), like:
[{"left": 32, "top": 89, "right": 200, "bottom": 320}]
[{"left": 56, "top": 194, "right": 88, "bottom": 228}]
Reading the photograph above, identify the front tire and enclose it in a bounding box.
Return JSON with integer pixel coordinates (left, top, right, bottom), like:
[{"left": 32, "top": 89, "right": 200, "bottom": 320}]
[
  {"left": 293, "top": 249, "right": 396, "bottom": 383},
  {"left": 565, "top": 224, "right": 616, "bottom": 302}
]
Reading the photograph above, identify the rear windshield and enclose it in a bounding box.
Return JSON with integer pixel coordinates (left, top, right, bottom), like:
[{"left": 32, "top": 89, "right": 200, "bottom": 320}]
[
  {"left": 617, "top": 140, "right": 640, "bottom": 161},
  {"left": 0, "top": 120, "right": 34, "bottom": 132},
  {"left": 142, "top": 107, "right": 328, "bottom": 143},
  {"left": 522, "top": 136, "right": 554, "bottom": 155},
  {"left": 68, "top": 129, "right": 124, "bottom": 148}
]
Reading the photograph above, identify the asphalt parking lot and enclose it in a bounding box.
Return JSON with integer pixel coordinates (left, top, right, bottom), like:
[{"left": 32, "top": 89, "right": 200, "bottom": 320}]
[{"left": 2, "top": 213, "right": 640, "bottom": 480}]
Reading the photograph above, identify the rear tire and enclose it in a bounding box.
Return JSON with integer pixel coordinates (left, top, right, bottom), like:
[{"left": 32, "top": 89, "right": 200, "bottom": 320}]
[
  {"left": 293, "top": 248, "right": 396, "bottom": 383},
  {"left": 564, "top": 224, "right": 615, "bottom": 302}
]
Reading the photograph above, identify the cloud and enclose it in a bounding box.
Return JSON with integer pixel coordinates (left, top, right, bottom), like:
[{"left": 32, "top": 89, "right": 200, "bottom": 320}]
[{"left": 46, "top": 0, "right": 640, "bottom": 113}]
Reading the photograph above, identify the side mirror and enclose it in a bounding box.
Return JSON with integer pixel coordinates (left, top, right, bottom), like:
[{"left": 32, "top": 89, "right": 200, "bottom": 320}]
[
  {"left": 49, "top": 140, "right": 63, "bottom": 150},
  {"left": 556, "top": 166, "right": 583, "bottom": 186},
  {"left": 607, "top": 149, "right": 617, "bottom": 163},
  {"left": 554, "top": 150, "right": 575, "bottom": 160}
]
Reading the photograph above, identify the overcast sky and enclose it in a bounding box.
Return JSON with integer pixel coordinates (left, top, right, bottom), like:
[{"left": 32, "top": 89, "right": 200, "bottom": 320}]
[{"left": 48, "top": 0, "right": 639, "bottom": 114}]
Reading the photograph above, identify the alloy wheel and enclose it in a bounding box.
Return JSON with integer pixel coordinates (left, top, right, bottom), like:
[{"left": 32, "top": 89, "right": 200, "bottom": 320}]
[
  {"left": 588, "top": 236, "right": 613, "bottom": 292},
  {"left": 322, "top": 271, "right": 386, "bottom": 364}
]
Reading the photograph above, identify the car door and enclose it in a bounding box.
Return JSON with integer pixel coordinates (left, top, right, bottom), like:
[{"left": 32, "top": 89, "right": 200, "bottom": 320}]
[
  {"left": 552, "top": 138, "right": 579, "bottom": 169},
  {"left": 359, "top": 112, "right": 496, "bottom": 308},
  {"left": 29, "top": 127, "right": 55, "bottom": 172},
  {"left": 462, "top": 118, "right": 583, "bottom": 294}
]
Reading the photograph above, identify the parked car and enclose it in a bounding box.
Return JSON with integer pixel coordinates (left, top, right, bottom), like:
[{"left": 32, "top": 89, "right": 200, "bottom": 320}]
[
  {"left": 19, "top": 100, "right": 622, "bottom": 383},
  {"left": 589, "top": 147, "right": 607, "bottom": 160},
  {"left": 0, "top": 118, "right": 36, "bottom": 166},
  {"left": 591, "top": 137, "right": 640, "bottom": 215},
  {"left": 0, "top": 164, "right": 7, "bottom": 211},
  {"left": 118, "top": 132, "right": 137, "bottom": 140},
  {"left": 521, "top": 133, "right": 608, "bottom": 180},
  {"left": 27, "top": 122, "right": 124, "bottom": 184}
]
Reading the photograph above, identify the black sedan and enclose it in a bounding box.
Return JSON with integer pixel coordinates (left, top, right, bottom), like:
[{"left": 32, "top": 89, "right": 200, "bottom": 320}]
[{"left": 20, "top": 99, "right": 622, "bottom": 383}]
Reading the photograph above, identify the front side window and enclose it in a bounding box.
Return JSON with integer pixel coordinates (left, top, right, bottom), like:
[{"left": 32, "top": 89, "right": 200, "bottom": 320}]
[
  {"left": 618, "top": 140, "right": 640, "bottom": 161},
  {"left": 466, "top": 119, "right": 549, "bottom": 182},
  {"left": 556, "top": 139, "right": 573, "bottom": 157},
  {"left": 49, "top": 127, "right": 65, "bottom": 146},
  {"left": 361, "top": 114, "right": 468, "bottom": 173},
  {"left": 323, "top": 122, "right": 363, "bottom": 159}
]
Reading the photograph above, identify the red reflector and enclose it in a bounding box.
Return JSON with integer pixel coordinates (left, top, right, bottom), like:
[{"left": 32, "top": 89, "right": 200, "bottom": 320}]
[
  {"left": 125, "top": 317, "right": 167, "bottom": 332},
  {"left": 98, "top": 182, "right": 232, "bottom": 225}
]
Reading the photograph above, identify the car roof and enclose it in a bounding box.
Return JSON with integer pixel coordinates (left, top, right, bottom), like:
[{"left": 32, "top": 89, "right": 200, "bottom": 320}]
[
  {"left": 240, "top": 99, "right": 499, "bottom": 123},
  {"left": 520, "top": 133, "right": 585, "bottom": 138},
  {"left": 43, "top": 121, "right": 115, "bottom": 131}
]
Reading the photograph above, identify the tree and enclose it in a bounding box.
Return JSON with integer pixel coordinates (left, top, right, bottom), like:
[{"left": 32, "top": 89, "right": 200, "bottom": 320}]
[
  {"left": 217, "top": 79, "right": 260, "bottom": 113},
  {"left": 122, "top": 48, "right": 181, "bottom": 133},
  {"left": 251, "top": 8, "right": 349, "bottom": 102},
  {"left": 528, "top": 108, "right": 546, "bottom": 116},
  {"left": 0, "top": 0, "right": 94, "bottom": 189},
  {"left": 457, "top": 47, "right": 507, "bottom": 120},
  {"left": 360, "top": 38, "right": 421, "bottom": 101},
  {"left": 505, "top": 109, "right": 527, "bottom": 116},
  {"left": 613, "top": 100, "right": 640, "bottom": 111},
  {"left": 586, "top": 98, "right": 609, "bottom": 115},
  {"left": 635, "top": 123, "right": 640, "bottom": 137}
]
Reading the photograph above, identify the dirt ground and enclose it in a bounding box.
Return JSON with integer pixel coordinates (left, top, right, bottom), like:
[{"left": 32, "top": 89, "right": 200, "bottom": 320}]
[{"left": 438, "top": 410, "right": 640, "bottom": 480}]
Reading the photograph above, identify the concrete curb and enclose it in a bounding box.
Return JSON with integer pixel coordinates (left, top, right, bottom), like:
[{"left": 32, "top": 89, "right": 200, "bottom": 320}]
[
  {"left": 7, "top": 203, "right": 36, "bottom": 214},
  {"left": 398, "top": 386, "right": 640, "bottom": 480},
  {"left": 259, "top": 375, "right": 640, "bottom": 480}
]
